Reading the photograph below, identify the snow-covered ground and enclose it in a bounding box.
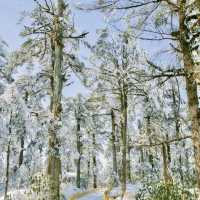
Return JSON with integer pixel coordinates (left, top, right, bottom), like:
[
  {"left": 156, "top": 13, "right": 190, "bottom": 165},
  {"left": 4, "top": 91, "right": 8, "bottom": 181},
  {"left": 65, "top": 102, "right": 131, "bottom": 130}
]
[
  {"left": 0, "top": 183, "right": 141, "bottom": 200},
  {"left": 62, "top": 184, "right": 82, "bottom": 199},
  {"left": 0, "top": 184, "right": 82, "bottom": 200},
  {"left": 79, "top": 192, "right": 103, "bottom": 200},
  {"left": 110, "top": 183, "right": 141, "bottom": 198},
  {"left": 0, "top": 189, "right": 27, "bottom": 200},
  {"left": 75, "top": 183, "right": 141, "bottom": 200}
]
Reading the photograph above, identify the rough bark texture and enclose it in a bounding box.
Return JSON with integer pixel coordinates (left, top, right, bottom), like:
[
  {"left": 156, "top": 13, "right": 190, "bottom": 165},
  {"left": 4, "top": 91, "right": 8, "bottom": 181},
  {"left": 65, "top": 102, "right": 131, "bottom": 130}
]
[
  {"left": 178, "top": 0, "right": 200, "bottom": 190},
  {"left": 47, "top": 127, "right": 61, "bottom": 200},
  {"left": 47, "top": 1, "right": 65, "bottom": 199}
]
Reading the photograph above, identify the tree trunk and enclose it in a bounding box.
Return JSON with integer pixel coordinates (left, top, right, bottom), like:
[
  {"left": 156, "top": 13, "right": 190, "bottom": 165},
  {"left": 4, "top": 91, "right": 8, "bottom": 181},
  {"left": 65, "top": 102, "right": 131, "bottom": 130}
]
[
  {"left": 127, "top": 145, "right": 131, "bottom": 182},
  {"left": 111, "top": 109, "right": 118, "bottom": 183},
  {"left": 146, "top": 115, "right": 154, "bottom": 169},
  {"left": 92, "top": 131, "right": 97, "bottom": 189},
  {"left": 87, "top": 152, "right": 90, "bottom": 188},
  {"left": 178, "top": 0, "right": 200, "bottom": 190},
  {"left": 47, "top": 1, "right": 64, "bottom": 199},
  {"left": 162, "top": 143, "right": 172, "bottom": 185},
  {"left": 172, "top": 87, "right": 184, "bottom": 182},
  {"left": 120, "top": 85, "right": 128, "bottom": 196},
  {"left": 47, "top": 128, "right": 61, "bottom": 200},
  {"left": 19, "top": 134, "right": 24, "bottom": 168},
  {"left": 76, "top": 116, "right": 81, "bottom": 188},
  {"left": 4, "top": 140, "right": 11, "bottom": 200},
  {"left": 4, "top": 112, "right": 13, "bottom": 200},
  {"left": 166, "top": 134, "right": 171, "bottom": 163},
  {"left": 19, "top": 91, "right": 28, "bottom": 168},
  {"left": 140, "top": 148, "right": 145, "bottom": 177}
]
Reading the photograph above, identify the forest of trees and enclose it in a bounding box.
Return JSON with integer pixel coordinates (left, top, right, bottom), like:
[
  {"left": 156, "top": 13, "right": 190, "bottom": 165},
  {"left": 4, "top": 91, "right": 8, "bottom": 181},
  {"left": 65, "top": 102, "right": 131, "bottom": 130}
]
[{"left": 0, "top": 0, "right": 199, "bottom": 199}]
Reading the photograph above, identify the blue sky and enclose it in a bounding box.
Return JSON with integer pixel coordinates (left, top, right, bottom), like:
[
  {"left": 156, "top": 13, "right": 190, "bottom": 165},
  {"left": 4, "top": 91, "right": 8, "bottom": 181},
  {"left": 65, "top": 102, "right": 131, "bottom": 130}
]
[
  {"left": 0, "top": 0, "right": 105, "bottom": 96},
  {"left": 0, "top": 1, "right": 104, "bottom": 50},
  {"left": 0, "top": 1, "right": 173, "bottom": 97},
  {"left": 0, "top": 0, "right": 34, "bottom": 50}
]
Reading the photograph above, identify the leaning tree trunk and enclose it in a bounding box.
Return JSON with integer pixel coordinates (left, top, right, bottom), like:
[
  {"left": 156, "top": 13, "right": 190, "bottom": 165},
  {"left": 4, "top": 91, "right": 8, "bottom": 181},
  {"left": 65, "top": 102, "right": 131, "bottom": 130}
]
[
  {"left": 178, "top": 0, "right": 200, "bottom": 191},
  {"left": 47, "top": 1, "right": 64, "bottom": 199},
  {"left": 76, "top": 116, "right": 82, "bottom": 188}
]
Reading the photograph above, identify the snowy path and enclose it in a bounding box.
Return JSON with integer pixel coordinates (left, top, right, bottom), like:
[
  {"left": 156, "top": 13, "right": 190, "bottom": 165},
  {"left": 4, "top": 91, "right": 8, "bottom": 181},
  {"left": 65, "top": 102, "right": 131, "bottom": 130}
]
[{"left": 78, "top": 192, "right": 103, "bottom": 200}]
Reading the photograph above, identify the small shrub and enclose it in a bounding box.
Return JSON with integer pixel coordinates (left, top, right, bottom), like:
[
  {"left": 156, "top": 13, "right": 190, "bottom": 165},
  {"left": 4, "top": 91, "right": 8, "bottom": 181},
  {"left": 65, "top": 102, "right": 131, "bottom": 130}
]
[{"left": 136, "top": 182, "right": 196, "bottom": 200}]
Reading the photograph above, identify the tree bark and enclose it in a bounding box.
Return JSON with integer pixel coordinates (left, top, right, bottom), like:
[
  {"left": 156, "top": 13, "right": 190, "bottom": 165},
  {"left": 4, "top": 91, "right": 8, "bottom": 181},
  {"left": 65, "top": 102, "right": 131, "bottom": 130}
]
[
  {"left": 146, "top": 116, "right": 154, "bottom": 169},
  {"left": 111, "top": 109, "right": 118, "bottom": 183},
  {"left": 172, "top": 86, "right": 184, "bottom": 182},
  {"left": 4, "top": 112, "right": 13, "bottom": 200},
  {"left": 19, "top": 91, "right": 28, "bottom": 168},
  {"left": 178, "top": 0, "right": 200, "bottom": 190},
  {"left": 140, "top": 148, "right": 145, "bottom": 177},
  {"left": 120, "top": 84, "right": 128, "bottom": 196},
  {"left": 162, "top": 143, "right": 172, "bottom": 185},
  {"left": 47, "top": 1, "right": 64, "bottom": 199},
  {"left": 87, "top": 152, "right": 90, "bottom": 188},
  {"left": 76, "top": 116, "right": 81, "bottom": 188},
  {"left": 19, "top": 134, "right": 24, "bottom": 168},
  {"left": 92, "top": 131, "right": 97, "bottom": 189},
  {"left": 127, "top": 145, "right": 131, "bottom": 182},
  {"left": 4, "top": 140, "right": 11, "bottom": 200}
]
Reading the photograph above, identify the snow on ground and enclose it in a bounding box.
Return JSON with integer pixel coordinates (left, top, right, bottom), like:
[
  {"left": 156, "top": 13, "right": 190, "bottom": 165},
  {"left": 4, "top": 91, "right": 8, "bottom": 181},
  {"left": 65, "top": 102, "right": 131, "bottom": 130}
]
[
  {"left": 0, "top": 189, "right": 27, "bottom": 200},
  {"left": 0, "top": 183, "right": 140, "bottom": 200},
  {"left": 110, "top": 183, "right": 141, "bottom": 197},
  {"left": 79, "top": 192, "right": 103, "bottom": 200},
  {"left": 62, "top": 185, "right": 82, "bottom": 198},
  {"left": 76, "top": 183, "right": 141, "bottom": 200},
  {"left": 62, "top": 184, "right": 82, "bottom": 199},
  {"left": 0, "top": 184, "right": 82, "bottom": 200}
]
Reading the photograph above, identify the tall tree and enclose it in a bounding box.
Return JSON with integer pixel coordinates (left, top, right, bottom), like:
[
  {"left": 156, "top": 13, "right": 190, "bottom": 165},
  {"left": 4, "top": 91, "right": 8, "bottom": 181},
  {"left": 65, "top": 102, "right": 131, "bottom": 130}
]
[
  {"left": 46, "top": 1, "right": 64, "bottom": 199},
  {"left": 90, "top": 28, "right": 145, "bottom": 195},
  {"left": 19, "top": 0, "right": 87, "bottom": 198},
  {"left": 87, "top": 0, "right": 200, "bottom": 193}
]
